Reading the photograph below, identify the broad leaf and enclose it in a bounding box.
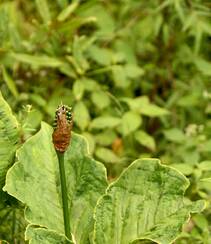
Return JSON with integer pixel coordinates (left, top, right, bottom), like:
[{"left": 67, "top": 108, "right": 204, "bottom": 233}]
[
  {"left": 140, "top": 104, "right": 169, "bottom": 117},
  {"left": 95, "top": 130, "right": 117, "bottom": 146},
  {"left": 74, "top": 101, "right": 90, "bottom": 131},
  {"left": 73, "top": 80, "right": 85, "bottom": 100},
  {"left": 91, "top": 91, "right": 110, "bottom": 109},
  {"left": 112, "top": 65, "right": 130, "bottom": 88},
  {"left": 164, "top": 128, "right": 186, "bottom": 143},
  {"left": 0, "top": 91, "right": 19, "bottom": 199},
  {"left": 4, "top": 122, "right": 108, "bottom": 243},
  {"left": 26, "top": 225, "right": 73, "bottom": 244},
  {"left": 121, "top": 111, "right": 142, "bottom": 136},
  {"left": 135, "top": 130, "right": 156, "bottom": 151},
  {"left": 95, "top": 147, "right": 120, "bottom": 164},
  {"left": 124, "top": 64, "right": 145, "bottom": 79},
  {"left": 82, "top": 132, "right": 96, "bottom": 155},
  {"left": 88, "top": 45, "right": 113, "bottom": 66},
  {"left": 90, "top": 116, "right": 121, "bottom": 129},
  {"left": 171, "top": 164, "right": 194, "bottom": 176},
  {"left": 93, "top": 159, "right": 204, "bottom": 244},
  {"left": 122, "top": 96, "right": 169, "bottom": 117}
]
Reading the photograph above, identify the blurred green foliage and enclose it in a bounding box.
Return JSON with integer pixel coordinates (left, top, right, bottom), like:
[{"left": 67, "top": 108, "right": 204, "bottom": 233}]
[{"left": 0, "top": 0, "right": 211, "bottom": 243}]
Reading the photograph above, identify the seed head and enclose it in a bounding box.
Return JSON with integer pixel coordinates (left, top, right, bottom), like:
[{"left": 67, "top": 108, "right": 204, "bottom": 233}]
[{"left": 52, "top": 105, "right": 73, "bottom": 153}]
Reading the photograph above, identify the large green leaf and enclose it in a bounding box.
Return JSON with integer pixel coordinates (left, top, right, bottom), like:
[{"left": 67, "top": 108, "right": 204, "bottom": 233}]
[
  {"left": 25, "top": 225, "right": 72, "bottom": 244},
  {"left": 0, "top": 91, "right": 19, "bottom": 199},
  {"left": 93, "top": 159, "right": 205, "bottom": 244},
  {"left": 4, "top": 122, "right": 108, "bottom": 243}
]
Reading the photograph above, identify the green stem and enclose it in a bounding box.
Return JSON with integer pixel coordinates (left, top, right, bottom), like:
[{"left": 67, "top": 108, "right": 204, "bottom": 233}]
[{"left": 57, "top": 151, "right": 71, "bottom": 239}]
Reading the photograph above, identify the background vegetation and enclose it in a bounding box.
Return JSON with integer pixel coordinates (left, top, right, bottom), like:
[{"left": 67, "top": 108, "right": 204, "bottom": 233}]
[{"left": 0, "top": 0, "right": 211, "bottom": 243}]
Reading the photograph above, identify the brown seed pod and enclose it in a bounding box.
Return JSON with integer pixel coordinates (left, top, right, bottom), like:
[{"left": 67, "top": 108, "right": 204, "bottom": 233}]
[{"left": 52, "top": 105, "right": 73, "bottom": 153}]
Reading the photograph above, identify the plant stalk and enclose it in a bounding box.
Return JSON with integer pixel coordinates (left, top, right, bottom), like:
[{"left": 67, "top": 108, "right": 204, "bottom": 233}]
[{"left": 57, "top": 151, "right": 71, "bottom": 239}]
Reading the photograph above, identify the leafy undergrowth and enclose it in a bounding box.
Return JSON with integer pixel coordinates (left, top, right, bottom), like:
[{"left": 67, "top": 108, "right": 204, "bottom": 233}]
[
  {"left": 0, "top": 92, "right": 205, "bottom": 244},
  {"left": 0, "top": 92, "right": 27, "bottom": 242},
  {"left": 1, "top": 1, "right": 211, "bottom": 242}
]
